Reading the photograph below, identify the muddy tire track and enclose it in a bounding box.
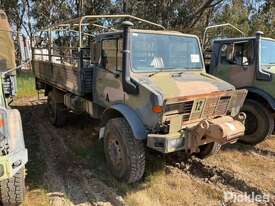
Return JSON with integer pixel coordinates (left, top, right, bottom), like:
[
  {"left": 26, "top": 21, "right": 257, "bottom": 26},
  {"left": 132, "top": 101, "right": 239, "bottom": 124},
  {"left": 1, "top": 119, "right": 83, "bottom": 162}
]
[
  {"left": 167, "top": 155, "right": 275, "bottom": 205},
  {"left": 248, "top": 147, "right": 275, "bottom": 158},
  {"left": 29, "top": 99, "right": 126, "bottom": 206},
  {"left": 222, "top": 143, "right": 275, "bottom": 158}
]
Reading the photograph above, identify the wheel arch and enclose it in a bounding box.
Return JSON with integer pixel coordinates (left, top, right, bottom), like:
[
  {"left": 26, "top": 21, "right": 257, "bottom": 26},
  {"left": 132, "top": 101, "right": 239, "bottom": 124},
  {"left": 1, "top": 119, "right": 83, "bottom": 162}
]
[
  {"left": 101, "top": 104, "right": 148, "bottom": 140},
  {"left": 245, "top": 87, "right": 275, "bottom": 111}
]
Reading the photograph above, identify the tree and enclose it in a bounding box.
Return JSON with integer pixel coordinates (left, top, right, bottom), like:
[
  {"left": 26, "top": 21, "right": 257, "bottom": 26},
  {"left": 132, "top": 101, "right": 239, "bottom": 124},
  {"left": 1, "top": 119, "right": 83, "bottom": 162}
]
[{"left": 250, "top": 0, "right": 275, "bottom": 38}]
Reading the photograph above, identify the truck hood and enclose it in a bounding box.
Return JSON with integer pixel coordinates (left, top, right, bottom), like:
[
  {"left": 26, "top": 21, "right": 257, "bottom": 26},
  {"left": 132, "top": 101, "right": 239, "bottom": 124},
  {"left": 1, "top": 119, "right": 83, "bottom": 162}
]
[{"left": 136, "top": 72, "right": 235, "bottom": 100}]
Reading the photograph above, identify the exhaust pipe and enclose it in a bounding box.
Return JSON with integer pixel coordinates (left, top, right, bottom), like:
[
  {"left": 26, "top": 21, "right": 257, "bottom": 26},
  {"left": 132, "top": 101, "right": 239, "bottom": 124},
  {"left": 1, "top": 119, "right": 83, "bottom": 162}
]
[{"left": 122, "top": 21, "right": 139, "bottom": 95}]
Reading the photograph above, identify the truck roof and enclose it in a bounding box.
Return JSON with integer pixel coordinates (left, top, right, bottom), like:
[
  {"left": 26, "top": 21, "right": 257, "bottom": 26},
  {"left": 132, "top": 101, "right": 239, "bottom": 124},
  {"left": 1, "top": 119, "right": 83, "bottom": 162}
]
[
  {"left": 213, "top": 37, "right": 256, "bottom": 42},
  {"left": 131, "top": 29, "right": 199, "bottom": 38},
  {"left": 96, "top": 29, "right": 200, "bottom": 39},
  {"left": 213, "top": 36, "right": 275, "bottom": 43}
]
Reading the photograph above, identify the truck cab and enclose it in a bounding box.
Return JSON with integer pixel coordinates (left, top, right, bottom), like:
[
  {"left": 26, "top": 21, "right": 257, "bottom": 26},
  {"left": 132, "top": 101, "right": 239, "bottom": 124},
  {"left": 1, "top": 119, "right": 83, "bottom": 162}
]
[
  {"left": 33, "top": 15, "right": 247, "bottom": 183},
  {"left": 205, "top": 24, "right": 275, "bottom": 145}
]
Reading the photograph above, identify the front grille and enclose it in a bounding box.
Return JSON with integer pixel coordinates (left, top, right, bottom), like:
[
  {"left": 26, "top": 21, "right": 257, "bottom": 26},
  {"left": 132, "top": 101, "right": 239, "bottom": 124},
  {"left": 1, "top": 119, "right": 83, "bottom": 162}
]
[
  {"left": 202, "top": 97, "right": 219, "bottom": 118},
  {"left": 215, "top": 96, "right": 231, "bottom": 116},
  {"left": 163, "top": 89, "right": 247, "bottom": 125},
  {"left": 164, "top": 101, "right": 193, "bottom": 118}
]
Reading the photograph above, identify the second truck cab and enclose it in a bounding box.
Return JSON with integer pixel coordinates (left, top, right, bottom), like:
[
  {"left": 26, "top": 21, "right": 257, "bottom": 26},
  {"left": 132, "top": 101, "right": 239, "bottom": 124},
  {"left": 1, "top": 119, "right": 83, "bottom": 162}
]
[{"left": 205, "top": 24, "right": 275, "bottom": 145}]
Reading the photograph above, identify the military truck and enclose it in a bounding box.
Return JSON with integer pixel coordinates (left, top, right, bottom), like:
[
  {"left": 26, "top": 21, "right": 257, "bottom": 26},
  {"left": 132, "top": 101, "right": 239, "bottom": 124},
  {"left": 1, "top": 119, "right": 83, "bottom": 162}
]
[
  {"left": 203, "top": 24, "right": 275, "bottom": 145},
  {"left": 0, "top": 10, "right": 28, "bottom": 205},
  {"left": 32, "top": 15, "right": 247, "bottom": 183}
]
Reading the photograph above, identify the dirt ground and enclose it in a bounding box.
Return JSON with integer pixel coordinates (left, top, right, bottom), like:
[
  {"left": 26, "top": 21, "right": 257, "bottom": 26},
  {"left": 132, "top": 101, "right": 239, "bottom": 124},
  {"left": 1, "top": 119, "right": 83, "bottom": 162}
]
[{"left": 12, "top": 96, "right": 275, "bottom": 206}]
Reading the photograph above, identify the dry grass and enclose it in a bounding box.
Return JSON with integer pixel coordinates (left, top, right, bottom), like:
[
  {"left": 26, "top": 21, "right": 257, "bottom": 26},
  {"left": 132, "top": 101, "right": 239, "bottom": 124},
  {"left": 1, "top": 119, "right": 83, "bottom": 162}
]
[
  {"left": 22, "top": 189, "right": 50, "bottom": 206},
  {"left": 124, "top": 169, "right": 223, "bottom": 206},
  {"left": 205, "top": 144, "right": 275, "bottom": 192},
  {"left": 258, "top": 136, "right": 275, "bottom": 150}
]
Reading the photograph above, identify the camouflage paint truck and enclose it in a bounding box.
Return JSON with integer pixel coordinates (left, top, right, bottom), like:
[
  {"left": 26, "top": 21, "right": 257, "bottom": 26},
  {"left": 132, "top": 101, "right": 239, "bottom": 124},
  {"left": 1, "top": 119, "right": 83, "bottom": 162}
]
[
  {"left": 32, "top": 15, "right": 247, "bottom": 183},
  {"left": 203, "top": 24, "right": 275, "bottom": 145},
  {"left": 0, "top": 10, "right": 28, "bottom": 205}
]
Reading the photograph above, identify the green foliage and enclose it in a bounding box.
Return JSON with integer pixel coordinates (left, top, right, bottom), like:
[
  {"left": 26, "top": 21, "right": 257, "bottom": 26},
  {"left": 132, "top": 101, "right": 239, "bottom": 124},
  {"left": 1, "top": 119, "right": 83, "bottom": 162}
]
[
  {"left": 1, "top": 0, "right": 274, "bottom": 42},
  {"left": 212, "top": 0, "right": 275, "bottom": 38},
  {"left": 250, "top": 1, "right": 275, "bottom": 38},
  {"left": 16, "top": 70, "right": 36, "bottom": 97}
]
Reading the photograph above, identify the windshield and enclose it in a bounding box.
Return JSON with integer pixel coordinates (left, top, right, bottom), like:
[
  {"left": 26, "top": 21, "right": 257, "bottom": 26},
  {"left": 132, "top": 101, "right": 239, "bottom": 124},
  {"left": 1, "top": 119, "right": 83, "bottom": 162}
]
[
  {"left": 131, "top": 33, "right": 203, "bottom": 72},
  {"left": 261, "top": 39, "right": 275, "bottom": 65}
]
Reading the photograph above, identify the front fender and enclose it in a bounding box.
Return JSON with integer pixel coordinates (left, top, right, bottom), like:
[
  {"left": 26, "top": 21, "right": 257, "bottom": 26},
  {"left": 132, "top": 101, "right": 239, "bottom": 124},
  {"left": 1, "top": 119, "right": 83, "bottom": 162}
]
[
  {"left": 103, "top": 104, "right": 148, "bottom": 140},
  {"left": 0, "top": 107, "right": 28, "bottom": 178},
  {"left": 246, "top": 87, "right": 275, "bottom": 110}
]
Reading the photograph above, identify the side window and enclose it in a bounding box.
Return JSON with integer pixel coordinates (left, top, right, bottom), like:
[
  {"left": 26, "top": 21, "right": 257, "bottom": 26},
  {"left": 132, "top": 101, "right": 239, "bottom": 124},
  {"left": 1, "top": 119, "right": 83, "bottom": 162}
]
[
  {"left": 101, "top": 38, "right": 122, "bottom": 71},
  {"left": 220, "top": 42, "right": 254, "bottom": 66}
]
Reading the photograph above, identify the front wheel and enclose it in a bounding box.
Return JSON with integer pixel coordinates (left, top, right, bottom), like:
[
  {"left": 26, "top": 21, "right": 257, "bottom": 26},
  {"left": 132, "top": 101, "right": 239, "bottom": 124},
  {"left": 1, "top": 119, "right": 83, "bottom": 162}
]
[
  {"left": 195, "top": 142, "right": 221, "bottom": 159},
  {"left": 0, "top": 167, "right": 25, "bottom": 206},
  {"left": 239, "top": 99, "right": 274, "bottom": 145},
  {"left": 104, "top": 118, "right": 145, "bottom": 183}
]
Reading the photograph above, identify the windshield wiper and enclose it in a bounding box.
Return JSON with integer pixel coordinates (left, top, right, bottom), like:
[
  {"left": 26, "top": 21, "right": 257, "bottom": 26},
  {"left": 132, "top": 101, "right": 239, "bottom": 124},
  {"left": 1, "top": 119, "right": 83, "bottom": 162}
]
[
  {"left": 171, "top": 71, "right": 183, "bottom": 77},
  {"left": 171, "top": 68, "right": 202, "bottom": 77},
  {"left": 148, "top": 69, "right": 164, "bottom": 78},
  {"left": 148, "top": 67, "right": 202, "bottom": 78}
]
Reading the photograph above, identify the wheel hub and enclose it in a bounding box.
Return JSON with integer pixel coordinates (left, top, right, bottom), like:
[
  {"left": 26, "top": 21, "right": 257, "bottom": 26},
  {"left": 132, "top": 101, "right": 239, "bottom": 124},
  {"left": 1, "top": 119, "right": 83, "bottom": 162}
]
[{"left": 109, "top": 138, "right": 123, "bottom": 166}]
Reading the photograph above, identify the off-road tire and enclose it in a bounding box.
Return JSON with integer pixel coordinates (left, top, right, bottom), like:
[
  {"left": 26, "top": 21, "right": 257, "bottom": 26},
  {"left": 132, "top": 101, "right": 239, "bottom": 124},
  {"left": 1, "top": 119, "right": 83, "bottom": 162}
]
[
  {"left": 0, "top": 167, "right": 25, "bottom": 206},
  {"left": 195, "top": 142, "right": 221, "bottom": 159},
  {"left": 104, "top": 118, "right": 145, "bottom": 183},
  {"left": 239, "top": 99, "right": 274, "bottom": 145},
  {"left": 47, "top": 91, "right": 66, "bottom": 127}
]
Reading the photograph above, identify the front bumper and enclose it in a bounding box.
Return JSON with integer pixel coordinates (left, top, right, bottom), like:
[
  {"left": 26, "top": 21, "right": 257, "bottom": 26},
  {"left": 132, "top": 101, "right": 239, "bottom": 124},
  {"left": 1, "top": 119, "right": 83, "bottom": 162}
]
[
  {"left": 0, "top": 148, "right": 28, "bottom": 181},
  {"left": 147, "top": 114, "right": 246, "bottom": 154}
]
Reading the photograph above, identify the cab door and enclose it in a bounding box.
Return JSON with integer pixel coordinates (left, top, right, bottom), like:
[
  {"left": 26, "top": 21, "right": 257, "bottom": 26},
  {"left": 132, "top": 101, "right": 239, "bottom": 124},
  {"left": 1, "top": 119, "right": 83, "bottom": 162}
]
[
  {"left": 94, "top": 37, "right": 124, "bottom": 107},
  {"left": 214, "top": 40, "right": 256, "bottom": 88}
]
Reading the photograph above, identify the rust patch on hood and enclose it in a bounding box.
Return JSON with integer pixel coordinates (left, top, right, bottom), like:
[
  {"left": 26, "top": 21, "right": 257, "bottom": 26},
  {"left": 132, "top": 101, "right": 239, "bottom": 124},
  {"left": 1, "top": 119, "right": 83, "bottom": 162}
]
[{"left": 144, "top": 72, "right": 235, "bottom": 100}]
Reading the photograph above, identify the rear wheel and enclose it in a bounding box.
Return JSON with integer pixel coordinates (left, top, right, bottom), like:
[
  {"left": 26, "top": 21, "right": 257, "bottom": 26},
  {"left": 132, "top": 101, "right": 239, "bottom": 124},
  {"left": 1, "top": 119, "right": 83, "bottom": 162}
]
[
  {"left": 104, "top": 118, "right": 145, "bottom": 183},
  {"left": 47, "top": 91, "right": 66, "bottom": 127},
  {"left": 239, "top": 99, "right": 274, "bottom": 145},
  {"left": 195, "top": 142, "right": 221, "bottom": 159},
  {"left": 0, "top": 167, "right": 25, "bottom": 206}
]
